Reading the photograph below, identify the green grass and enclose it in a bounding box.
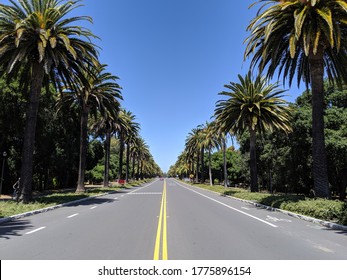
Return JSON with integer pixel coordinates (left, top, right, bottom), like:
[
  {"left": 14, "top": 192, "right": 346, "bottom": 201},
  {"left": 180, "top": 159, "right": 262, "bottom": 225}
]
[
  {"left": 0, "top": 180, "right": 149, "bottom": 218},
  {"left": 189, "top": 182, "right": 347, "bottom": 226}
]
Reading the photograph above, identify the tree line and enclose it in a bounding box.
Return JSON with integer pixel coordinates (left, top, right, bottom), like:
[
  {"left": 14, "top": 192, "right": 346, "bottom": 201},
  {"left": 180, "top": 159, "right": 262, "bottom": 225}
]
[
  {"left": 168, "top": 84, "right": 347, "bottom": 200},
  {"left": 0, "top": 0, "right": 162, "bottom": 203},
  {"left": 169, "top": 0, "right": 347, "bottom": 200}
]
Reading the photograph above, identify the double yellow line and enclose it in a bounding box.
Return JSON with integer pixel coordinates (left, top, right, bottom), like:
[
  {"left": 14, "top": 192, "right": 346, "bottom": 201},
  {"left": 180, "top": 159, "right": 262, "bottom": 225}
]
[{"left": 153, "top": 180, "right": 168, "bottom": 260}]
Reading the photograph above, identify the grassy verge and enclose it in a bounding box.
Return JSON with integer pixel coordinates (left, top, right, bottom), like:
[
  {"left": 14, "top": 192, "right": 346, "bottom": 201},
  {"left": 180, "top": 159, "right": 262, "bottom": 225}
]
[
  {"left": 0, "top": 179, "right": 149, "bottom": 218},
  {"left": 190, "top": 183, "right": 347, "bottom": 226}
]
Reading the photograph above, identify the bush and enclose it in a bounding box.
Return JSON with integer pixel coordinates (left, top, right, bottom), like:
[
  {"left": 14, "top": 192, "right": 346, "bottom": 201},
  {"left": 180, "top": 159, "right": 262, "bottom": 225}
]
[
  {"left": 338, "top": 205, "right": 347, "bottom": 226},
  {"left": 189, "top": 182, "right": 347, "bottom": 225},
  {"left": 281, "top": 199, "right": 345, "bottom": 222}
]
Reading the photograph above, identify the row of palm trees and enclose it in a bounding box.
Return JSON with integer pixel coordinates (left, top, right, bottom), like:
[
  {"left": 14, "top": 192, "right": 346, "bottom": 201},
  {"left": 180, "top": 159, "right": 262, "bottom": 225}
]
[
  {"left": 0, "top": 0, "right": 160, "bottom": 202},
  {"left": 176, "top": 71, "right": 291, "bottom": 192},
  {"left": 172, "top": 0, "right": 347, "bottom": 198}
]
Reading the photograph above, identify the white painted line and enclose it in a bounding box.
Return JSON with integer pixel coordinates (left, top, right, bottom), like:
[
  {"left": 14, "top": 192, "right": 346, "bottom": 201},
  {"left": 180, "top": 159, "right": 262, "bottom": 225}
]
[
  {"left": 25, "top": 227, "right": 46, "bottom": 235},
  {"left": 67, "top": 213, "right": 79, "bottom": 219},
  {"left": 241, "top": 207, "right": 250, "bottom": 210},
  {"left": 176, "top": 182, "right": 278, "bottom": 228},
  {"left": 128, "top": 179, "right": 160, "bottom": 194},
  {"left": 90, "top": 206, "right": 98, "bottom": 210},
  {"left": 114, "top": 197, "right": 119, "bottom": 200},
  {"left": 129, "top": 192, "right": 162, "bottom": 195}
]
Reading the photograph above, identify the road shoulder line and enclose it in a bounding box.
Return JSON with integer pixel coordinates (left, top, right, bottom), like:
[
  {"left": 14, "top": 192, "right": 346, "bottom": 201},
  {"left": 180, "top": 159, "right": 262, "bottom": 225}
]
[
  {"left": 0, "top": 180, "right": 157, "bottom": 225},
  {"left": 174, "top": 179, "right": 347, "bottom": 232}
]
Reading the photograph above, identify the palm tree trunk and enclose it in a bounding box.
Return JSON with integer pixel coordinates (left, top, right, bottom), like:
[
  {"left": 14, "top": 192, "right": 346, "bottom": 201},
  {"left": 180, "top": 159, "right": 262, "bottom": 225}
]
[
  {"left": 125, "top": 143, "right": 130, "bottom": 182},
  {"left": 200, "top": 146, "right": 205, "bottom": 183},
  {"left": 195, "top": 151, "right": 199, "bottom": 183},
  {"left": 131, "top": 154, "right": 136, "bottom": 180},
  {"left": 136, "top": 158, "right": 140, "bottom": 180},
  {"left": 118, "top": 134, "right": 124, "bottom": 181},
  {"left": 103, "top": 131, "right": 111, "bottom": 187},
  {"left": 19, "top": 62, "right": 45, "bottom": 203},
  {"left": 208, "top": 149, "right": 213, "bottom": 186},
  {"left": 222, "top": 136, "right": 228, "bottom": 188},
  {"left": 249, "top": 128, "right": 258, "bottom": 192},
  {"left": 309, "top": 48, "right": 330, "bottom": 198},
  {"left": 76, "top": 107, "right": 88, "bottom": 192}
]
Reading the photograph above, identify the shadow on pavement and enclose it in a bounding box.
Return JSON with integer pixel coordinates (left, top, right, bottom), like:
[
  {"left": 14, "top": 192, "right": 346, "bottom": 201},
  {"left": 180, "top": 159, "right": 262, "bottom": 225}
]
[{"left": 0, "top": 219, "right": 32, "bottom": 239}]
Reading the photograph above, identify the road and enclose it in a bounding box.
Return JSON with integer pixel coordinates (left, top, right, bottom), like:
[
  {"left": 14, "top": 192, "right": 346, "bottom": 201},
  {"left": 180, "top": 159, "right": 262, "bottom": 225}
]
[{"left": 1, "top": 178, "right": 347, "bottom": 260}]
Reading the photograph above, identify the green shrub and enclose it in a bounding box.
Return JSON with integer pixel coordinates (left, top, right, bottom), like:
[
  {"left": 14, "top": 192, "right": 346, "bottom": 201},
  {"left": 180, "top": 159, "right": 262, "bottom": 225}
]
[
  {"left": 189, "top": 181, "right": 347, "bottom": 224},
  {"left": 281, "top": 199, "right": 345, "bottom": 221},
  {"left": 338, "top": 205, "right": 347, "bottom": 226}
]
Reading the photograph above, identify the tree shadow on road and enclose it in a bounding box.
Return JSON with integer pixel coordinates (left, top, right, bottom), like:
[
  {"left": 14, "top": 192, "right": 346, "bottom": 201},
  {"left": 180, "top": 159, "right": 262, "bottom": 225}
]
[{"left": 0, "top": 219, "right": 32, "bottom": 239}]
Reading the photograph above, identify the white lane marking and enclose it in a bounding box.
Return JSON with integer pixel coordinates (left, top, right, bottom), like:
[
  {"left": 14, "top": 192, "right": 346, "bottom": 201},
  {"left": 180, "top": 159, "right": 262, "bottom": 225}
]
[
  {"left": 176, "top": 181, "right": 278, "bottom": 228},
  {"left": 127, "top": 179, "right": 160, "bottom": 194},
  {"left": 128, "top": 192, "right": 162, "bottom": 195},
  {"left": 266, "top": 215, "right": 292, "bottom": 223},
  {"left": 67, "top": 213, "right": 79, "bottom": 219},
  {"left": 114, "top": 197, "right": 119, "bottom": 200},
  {"left": 241, "top": 207, "right": 250, "bottom": 210},
  {"left": 25, "top": 227, "right": 46, "bottom": 235},
  {"left": 90, "top": 206, "right": 98, "bottom": 210}
]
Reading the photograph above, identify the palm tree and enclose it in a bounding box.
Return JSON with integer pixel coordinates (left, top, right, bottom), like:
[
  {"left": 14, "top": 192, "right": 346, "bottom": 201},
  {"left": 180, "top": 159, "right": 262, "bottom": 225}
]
[
  {"left": 215, "top": 71, "right": 292, "bottom": 192},
  {"left": 204, "top": 121, "right": 220, "bottom": 186},
  {"left": 114, "top": 109, "right": 136, "bottom": 182},
  {"left": 92, "top": 114, "right": 119, "bottom": 188},
  {"left": 0, "top": 0, "right": 99, "bottom": 202},
  {"left": 245, "top": 0, "right": 347, "bottom": 197},
  {"left": 134, "top": 137, "right": 151, "bottom": 180},
  {"left": 124, "top": 112, "right": 140, "bottom": 182},
  {"left": 185, "top": 126, "right": 205, "bottom": 183},
  {"left": 59, "top": 64, "right": 122, "bottom": 192}
]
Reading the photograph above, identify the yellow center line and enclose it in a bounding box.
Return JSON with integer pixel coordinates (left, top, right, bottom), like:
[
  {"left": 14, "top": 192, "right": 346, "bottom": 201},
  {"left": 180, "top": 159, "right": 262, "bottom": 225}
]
[{"left": 153, "top": 180, "right": 168, "bottom": 260}]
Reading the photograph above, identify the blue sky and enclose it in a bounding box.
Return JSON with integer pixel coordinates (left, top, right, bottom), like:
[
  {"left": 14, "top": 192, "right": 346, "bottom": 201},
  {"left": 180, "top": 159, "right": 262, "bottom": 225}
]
[
  {"left": 77, "top": 0, "right": 305, "bottom": 172},
  {"left": 4, "top": 0, "right": 304, "bottom": 172}
]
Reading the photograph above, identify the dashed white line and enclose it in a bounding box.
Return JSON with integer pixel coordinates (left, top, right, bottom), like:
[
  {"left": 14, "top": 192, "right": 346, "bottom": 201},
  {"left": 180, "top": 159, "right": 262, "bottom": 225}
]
[
  {"left": 67, "top": 213, "right": 79, "bottom": 219},
  {"left": 25, "top": 227, "right": 46, "bottom": 235},
  {"left": 90, "top": 206, "right": 98, "bottom": 210}
]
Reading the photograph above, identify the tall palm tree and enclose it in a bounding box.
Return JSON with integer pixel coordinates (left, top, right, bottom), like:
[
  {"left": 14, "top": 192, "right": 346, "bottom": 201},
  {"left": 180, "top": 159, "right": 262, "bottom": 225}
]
[
  {"left": 124, "top": 112, "right": 140, "bottom": 182},
  {"left": 92, "top": 114, "right": 119, "bottom": 188},
  {"left": 245, "top": 0, "right": 347, "bottom": 197},
  {"left": 204, "top": 121, "right": 220, "bottom": 186},
  {"left": 0, "top": 0, "right": 99, "bottom": 202},
  {"left": 115, "top": 109, "right": 135, "bottom": 182},
  {"left": 215, "top": 71, "right": 292, "bottom": 192},
  {"left": 59, "top": 64, "right": 122, "bottom": 192},
  {"left": 185, "top": 126, "right": 205, "bottom": 183},
  {"left": 134, "top": 137, "right": 150, "bottom": 180}
]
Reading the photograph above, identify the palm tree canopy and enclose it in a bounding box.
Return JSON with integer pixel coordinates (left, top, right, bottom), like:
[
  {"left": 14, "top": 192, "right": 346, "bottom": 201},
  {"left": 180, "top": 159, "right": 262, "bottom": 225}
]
[
  {"left": 245, "top": 0, "right": 347, "bottom": 87},
  {"left": 215, "top": 71, "right": 292, "bottom": 135},
  {"left": 58, "top": 63, "right": 122, "bottom": 120},
  {"left": 0, "top": 0, "right": 99, "bottom": 90}
]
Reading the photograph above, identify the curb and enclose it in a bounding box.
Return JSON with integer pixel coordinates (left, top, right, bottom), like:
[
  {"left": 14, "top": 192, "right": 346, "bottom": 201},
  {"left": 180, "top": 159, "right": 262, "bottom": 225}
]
[
  {"left": 180, "top": 181, "right": 347, "bottom": 232},
  {"left": 0, "top": 183, "right": 148, "bottom": 225}
]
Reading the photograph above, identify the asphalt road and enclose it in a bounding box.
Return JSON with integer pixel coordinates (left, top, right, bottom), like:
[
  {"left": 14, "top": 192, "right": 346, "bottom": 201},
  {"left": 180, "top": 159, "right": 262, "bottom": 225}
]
[{"left": 1, "top": 179, "right": 347, "bottom": 260}]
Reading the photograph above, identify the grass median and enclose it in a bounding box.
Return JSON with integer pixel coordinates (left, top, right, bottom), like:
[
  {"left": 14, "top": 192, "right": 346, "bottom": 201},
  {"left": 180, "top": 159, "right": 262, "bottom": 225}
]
[
  {"left": 0, "top": 180, "right": 148, "bottom": 219},
  {"left": 188, "top": 182, "right": 347, "bottom": 226}
]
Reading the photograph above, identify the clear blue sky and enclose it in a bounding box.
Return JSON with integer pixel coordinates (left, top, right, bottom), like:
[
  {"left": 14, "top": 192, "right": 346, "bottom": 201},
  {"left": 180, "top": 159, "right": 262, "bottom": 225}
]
[
  {"left": 4, "top": 0, "right": 304, "bottom": 172},
  {"left": 78, "top": 0, "right": 305, "bottom": 172}
]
